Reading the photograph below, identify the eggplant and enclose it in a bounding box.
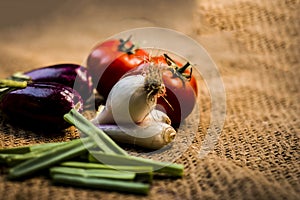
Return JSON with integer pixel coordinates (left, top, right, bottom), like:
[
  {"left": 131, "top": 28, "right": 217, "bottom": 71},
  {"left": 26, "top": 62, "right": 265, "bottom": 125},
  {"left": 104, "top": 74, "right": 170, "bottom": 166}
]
[
  {"left": 0, "top": 82, "right": 83, "bottom": 130},
  {"left": 23, "top": 64, "right": 93, "bottom": 101}
]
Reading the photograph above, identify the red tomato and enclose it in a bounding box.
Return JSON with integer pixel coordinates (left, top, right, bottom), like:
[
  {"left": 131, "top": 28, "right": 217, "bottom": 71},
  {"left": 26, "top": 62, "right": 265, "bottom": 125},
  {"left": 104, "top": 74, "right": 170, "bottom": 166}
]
[
  {"left": 122, "top": 54, "right": 198, "bottom": 125},
  {"left": 150, "top": 54, "right": 198, "bottom": 125},
  {"left": 158, "top": 69, "right": 196, "bottom": 126},
  {"left": 87, "top": 37, "right": 149, "bottom": 99}
]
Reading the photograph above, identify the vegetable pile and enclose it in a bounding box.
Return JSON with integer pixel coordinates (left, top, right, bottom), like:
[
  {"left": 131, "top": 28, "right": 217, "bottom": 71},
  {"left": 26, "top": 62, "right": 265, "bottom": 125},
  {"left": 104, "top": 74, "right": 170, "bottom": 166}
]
[
  {"left": 0, "top": 36, "right": 198, "bottom": 195},
  {"left": 1, "top": 109, "right": 183, "bottom": 195}
]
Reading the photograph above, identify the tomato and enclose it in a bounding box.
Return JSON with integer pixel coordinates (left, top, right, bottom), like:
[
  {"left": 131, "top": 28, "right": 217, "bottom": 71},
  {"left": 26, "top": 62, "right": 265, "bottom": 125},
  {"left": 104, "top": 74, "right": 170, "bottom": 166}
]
[
  {"left": 158, "top": 69, "right": 196, "bottom": 126},
  {"left": 122, "top": 53, "right": 198, "bottom": 125},
  {"left": 149, "top": 54, "right": 198, "bottom": 125},
  {"left": 87, "top": 37, "right": 149, "bottom": 99}
]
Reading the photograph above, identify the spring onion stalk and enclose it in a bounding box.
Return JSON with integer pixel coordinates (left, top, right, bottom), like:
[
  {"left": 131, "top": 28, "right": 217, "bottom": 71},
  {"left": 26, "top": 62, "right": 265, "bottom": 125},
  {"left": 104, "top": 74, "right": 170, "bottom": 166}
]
[
  {"left": 88, "top": 151, "right": 184, "bottom": 177},
  {"left": 52, "top": 173, "right": 150, "bottom": 195},
  {"left": 0, "top": 153, "right": 36, "bottom": 166},
  {"left": 64, "top": 109, "right": 128, "bottom": 156},
  {"left": 0, "top": 142, "right": 69, "bottom": 166},
  {"left": 8, "top": 137, "right": 94, "bottom": 179},
  {"left": 50, "top": 166, "right": 136, "bottom": 180},
  {"left": 0, "top": 141, "right": 68, "bottom": 154},
  {"left": 60, "top": 161, "right": 152, "bottom": 172},
  {"left": 60, "top": 161, "right": 153, "bottom": 183}
]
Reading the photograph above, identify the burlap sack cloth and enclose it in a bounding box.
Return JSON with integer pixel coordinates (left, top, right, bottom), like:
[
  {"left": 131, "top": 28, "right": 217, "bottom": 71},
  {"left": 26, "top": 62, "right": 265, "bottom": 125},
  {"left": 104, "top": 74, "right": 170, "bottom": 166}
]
[{"left": 0, "top": 0, "right": 299, "bottom": 199}]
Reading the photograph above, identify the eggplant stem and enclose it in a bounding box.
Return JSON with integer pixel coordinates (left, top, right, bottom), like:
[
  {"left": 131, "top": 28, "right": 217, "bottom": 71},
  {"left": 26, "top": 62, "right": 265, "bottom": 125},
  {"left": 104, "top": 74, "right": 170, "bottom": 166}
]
[
  {"left": 0, "top": 79, "right": 27, "bottom": 89},
  {"left": 11, "top": 72, "right": 31, "bottom": 81},
  {"left": 0, "top": 79, "right": 28, "bottom": 100}
]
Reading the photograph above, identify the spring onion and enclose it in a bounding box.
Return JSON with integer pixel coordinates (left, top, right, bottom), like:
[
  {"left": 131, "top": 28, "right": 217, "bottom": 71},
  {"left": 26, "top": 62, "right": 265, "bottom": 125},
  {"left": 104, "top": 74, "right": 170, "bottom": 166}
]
[
  {"left": 50, "top": 166, "right": 136, "bottom": 180},
  {"left": 8, "top": 137, "right": 94, "bottom": 179},
  {"left": 60, "top": 161, "right": 153, "bottom": 183},
  {"left": 64, "top": 109, "right": 128, "bottom": 156},
  {"left": 52, "top": 173, "right": 150, "bottom": 195},
  {"left": 89, "top": 151, "right": 184, "bottom": 177}
]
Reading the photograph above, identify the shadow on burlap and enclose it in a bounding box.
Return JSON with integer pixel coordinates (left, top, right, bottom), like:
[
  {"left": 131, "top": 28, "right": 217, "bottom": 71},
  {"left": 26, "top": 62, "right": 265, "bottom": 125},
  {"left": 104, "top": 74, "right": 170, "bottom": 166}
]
[{"left": 0, "top": 0, "right": 299, "bottom": 199}]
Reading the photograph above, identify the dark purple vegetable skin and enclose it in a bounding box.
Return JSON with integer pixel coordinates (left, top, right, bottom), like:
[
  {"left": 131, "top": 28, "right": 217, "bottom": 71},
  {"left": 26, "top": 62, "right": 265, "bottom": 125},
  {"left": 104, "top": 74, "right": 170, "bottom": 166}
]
[
  {"left": 24, "top": 64, "right": 93, "bottom": 101},
  {"left": 0, "top": 82, "right": 83, "bottom": 130}
]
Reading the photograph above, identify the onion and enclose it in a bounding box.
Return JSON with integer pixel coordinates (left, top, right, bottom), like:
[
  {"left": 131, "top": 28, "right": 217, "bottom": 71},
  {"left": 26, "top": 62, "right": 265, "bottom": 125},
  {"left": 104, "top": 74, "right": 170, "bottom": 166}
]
[
  {"left": 92, "top": 63, "right": 166, "bottom": 125},
  {"left": 91, "top": 63, "right": 176, "bottom": 149}
]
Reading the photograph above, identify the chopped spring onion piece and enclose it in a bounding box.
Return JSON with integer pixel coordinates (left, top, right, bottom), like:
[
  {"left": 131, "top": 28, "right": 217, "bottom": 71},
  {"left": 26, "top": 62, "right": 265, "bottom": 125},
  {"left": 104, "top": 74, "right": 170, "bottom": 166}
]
[
  {"left": 60, "top": 161, "right": 152, "bottom": 172},
  {"left": 88, "top": 151, "right": 184, "bottom": 177},
  {"left": 8, "top": 137, "right": 94, "bottom": 179},
  {"left": 64, "top": 109, "right": 128, "bottom": 156},
  {"left": 50, "top": 166, "right": 136, "bottom": 180},
  {"left": 52, "top": 173, "right": 150, "bottom": 195},
  {"left": 0, "top": 142, "right": 68, "bottom": 166},
  {"left": 60, "top": 161, "right": 153, "bottom": 183},
  {"left": 0, "top": 141, "right": 68, "bottom": 154}
]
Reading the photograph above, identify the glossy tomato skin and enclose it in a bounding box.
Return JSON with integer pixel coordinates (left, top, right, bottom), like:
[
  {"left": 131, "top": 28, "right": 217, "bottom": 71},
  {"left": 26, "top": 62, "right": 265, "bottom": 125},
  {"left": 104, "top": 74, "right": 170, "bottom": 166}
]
[
  {"left": 150, "top": 55, "right": 198, "bottom": 125},
  {"left": 157, "top": 69, "right": 197, "bottom": 126},
  {"left": 87, "top": 39, "right": 148, "bottom": 99}
]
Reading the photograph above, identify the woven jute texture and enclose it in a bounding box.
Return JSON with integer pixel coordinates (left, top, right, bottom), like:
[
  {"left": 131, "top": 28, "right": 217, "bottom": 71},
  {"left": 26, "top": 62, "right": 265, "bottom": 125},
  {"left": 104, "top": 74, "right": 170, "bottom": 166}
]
[{"left": 0, "top": 0, "right": 299, "bottom": 199}]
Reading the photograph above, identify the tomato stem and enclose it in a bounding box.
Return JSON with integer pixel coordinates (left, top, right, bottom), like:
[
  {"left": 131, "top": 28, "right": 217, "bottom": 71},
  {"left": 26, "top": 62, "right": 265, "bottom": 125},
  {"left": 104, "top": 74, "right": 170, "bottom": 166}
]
[
  {"left": 163, "top": 53, "right": 176, "bottom": 66},
  {"left": 118, "top": 35, "right": 135, "bottom": 54},
  {"left": 177, "top": 62, "right": 190, "bottom": 74},
  {"left": 163, "top": 54, "right": 192, "bottom": 81}
]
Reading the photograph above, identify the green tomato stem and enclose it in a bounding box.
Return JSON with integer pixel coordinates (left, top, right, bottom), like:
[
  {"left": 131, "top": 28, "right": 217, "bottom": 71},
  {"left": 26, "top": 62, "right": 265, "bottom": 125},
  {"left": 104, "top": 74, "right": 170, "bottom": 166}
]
[
  {"left": 118, "top": 35, "right": 135, "bottom": 54},
  {"left": 163, "top": 54, "right": 192, "bottom": 81}
]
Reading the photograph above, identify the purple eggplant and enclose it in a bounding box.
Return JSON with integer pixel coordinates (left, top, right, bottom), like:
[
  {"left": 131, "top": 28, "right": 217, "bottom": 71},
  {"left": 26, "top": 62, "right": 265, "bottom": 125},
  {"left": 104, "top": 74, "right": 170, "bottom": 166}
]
[
  {"left": 24, "top": 63, "right": 93, "bottom": 101},
  {"left": 0, "top": 82, "right": 83, "bottom": 130}
]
